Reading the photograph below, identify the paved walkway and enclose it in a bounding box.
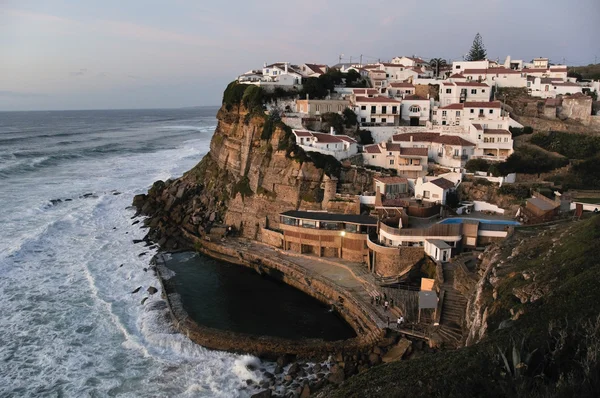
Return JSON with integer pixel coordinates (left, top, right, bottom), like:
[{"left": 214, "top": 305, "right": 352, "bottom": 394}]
[{"left": 224, "top": 238, "right": 406, "bottom": 330}]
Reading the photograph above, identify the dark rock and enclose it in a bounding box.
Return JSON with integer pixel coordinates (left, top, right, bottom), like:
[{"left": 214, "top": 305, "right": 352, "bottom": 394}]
[
  {"left": 112, "top": 191, "right": 121, "bottom": 196},
  {"left": 141, "top": 297, "right": 148, "bottom": 305},
  {"left": 65, "top": 198, "right": 72, "bottom": 202},
  {"left": 372, "top": 346, "right": 381, "bottom": 355},
  {"left": 138, "top": 252, "right": 148, "bottom": 257},
  {"left": 327, "top": 367, "right": 345, "bottom": 385},
  {"left": 368, "top": 353, "right": 381, "bottom": 366},
  {"left": 143, "top": 268, "right": 148, "bottom": 272},
  {"left": 133, "top": 239, "right": 144, "bottom": 244},
  {"left": 50, "top": 199, "right": 62, "bottom": 205},
  {"left": 246, "top": 379, "right": 254, "bottom": 386},
  {"left": 246, "top": 363, "right": 258, "bottom": 372},
  {"left": 147, "top": 286, "right": 158, "bottom": 295},
  {"left": 313, "top": 363, "right": 322, "bottom": 373},
  {"left": 263, "top": 371, "right": 274, "bottom": 380},
  {"left": 276, "top": 355, "right": 292, "bottom": 368},
  {"left": 274, "top": 366, "right": 283, "bottom": 375},
  {"left": 132, "top": 220, "right": 140, "bottom": 225},
  {"left": 131, "top": 286, "right": 142, "bottom": 294},
  {"left": 119, "top": 264, "right": 124, "bottom": 268},
  {"left": 300, "top": 384, "right": 310, "bottom": 398},
  {"left": 344, "top": 362, "right": 358, "bottom": 378},
  {"left": 287, "top": 363, "right": 300, "bottom": 376}
]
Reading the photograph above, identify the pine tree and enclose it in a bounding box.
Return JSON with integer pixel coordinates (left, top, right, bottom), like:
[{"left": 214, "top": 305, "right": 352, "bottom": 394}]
[{"left": 466, "top": 33, "right": 487, "bottom": 61}]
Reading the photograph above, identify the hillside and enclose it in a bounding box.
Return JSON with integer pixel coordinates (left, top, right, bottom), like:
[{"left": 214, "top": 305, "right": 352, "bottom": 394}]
[
  {"left": 325, "top": 215, "right": 600, "bottom": 398},
  {"left": 569, "top": 63, "right": 600, "bottom": 80}
]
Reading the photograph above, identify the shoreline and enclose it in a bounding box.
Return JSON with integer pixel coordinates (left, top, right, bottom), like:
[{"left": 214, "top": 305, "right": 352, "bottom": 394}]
[{"left": 152, "top": 235, "right": 387, "bottom": 360}]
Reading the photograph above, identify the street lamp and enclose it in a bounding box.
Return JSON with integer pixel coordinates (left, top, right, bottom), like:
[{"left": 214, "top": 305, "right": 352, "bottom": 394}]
[{"left": 340, "top": 230, "right": 346, "bottom": 258}]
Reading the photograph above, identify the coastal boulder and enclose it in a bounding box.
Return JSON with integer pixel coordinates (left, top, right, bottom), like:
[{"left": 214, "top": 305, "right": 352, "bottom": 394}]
[
  {"left": 147, "top": 286, "right": 158, "bottom": 295},
  {"left": 250, "top": 389, "right": 271, "bottom": 398},
  {"left": 382, "top": 338, "right": 412, "bottom": 363}
]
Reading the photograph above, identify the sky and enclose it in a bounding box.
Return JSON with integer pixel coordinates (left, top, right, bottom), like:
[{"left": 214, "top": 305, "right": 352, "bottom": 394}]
[{"left": 1, "top": 0, "right": 599, "bottom": 111}]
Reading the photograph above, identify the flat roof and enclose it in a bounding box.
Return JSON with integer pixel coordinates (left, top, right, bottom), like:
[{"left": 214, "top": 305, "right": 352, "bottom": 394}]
[
  {"left": 281, "top": 210, "right": 378, "bottom": 225},
  {"left": 426, "top": 239, "right": 451, "bottom": 249},
  {"left": 527, "top": 197, "right": 558, "bottom": 211}
]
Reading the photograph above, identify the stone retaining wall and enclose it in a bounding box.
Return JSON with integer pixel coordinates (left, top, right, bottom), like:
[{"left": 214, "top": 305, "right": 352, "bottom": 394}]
[{"left": 156, "top": 230, "right": 386, "bottom": 360}]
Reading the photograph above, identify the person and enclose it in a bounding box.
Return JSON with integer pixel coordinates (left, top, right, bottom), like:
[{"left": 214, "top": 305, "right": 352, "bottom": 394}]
[
  {"left": 400, "top": 315, "right": 405, "bottom": 325},
  {"left": 396, "top": 317, "right": 402, "bottom": 329},
  {"left": 383, "top": 292, "right": 387, "bottom": 301},
  {"left": 384, "top": 300, "right": 389, "bottom": 311},
  {"left": 390, "top": 298, "right": 394, "bottom": 308}
]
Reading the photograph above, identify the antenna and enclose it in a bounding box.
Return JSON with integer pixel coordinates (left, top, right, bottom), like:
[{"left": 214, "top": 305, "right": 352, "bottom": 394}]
[{"left": 339, "top": 54, "right": 344, "bottom": 64}]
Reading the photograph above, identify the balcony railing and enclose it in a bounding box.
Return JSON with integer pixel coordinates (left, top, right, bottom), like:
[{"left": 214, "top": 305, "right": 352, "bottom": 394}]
[{"left": 452, "top": 155, "right": 469, "bottom": 160}]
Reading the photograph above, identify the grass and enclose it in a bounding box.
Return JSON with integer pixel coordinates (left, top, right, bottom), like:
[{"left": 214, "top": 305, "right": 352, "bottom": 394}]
[{"left": 574, "top": 198, "right": 600, "bottom": 204}]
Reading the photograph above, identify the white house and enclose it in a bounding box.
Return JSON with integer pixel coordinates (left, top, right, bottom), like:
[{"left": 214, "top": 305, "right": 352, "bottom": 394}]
[
  {"left": 369, "top": 70, "right": 387, "bottom": 88},
  {"left": 299, "top": 63, "right": 329, "bottom": 77},
  {"left": 387, "top": 82, "right": 416, "bottom": 99},
  {"left": 462, "top": 67, "right": 527, "bottom": 88},
  {"left": 425, "top": 239, "right": 452, "bottom": 263},
  {"left": 362, "top": 143, "right": 428, "bottom": 178},
  {"left": 392, "top": 56, "right": 427, "bottom": 68},
  {"left": 292, "top": 128, "right": 358, "bottom": 160},
  {"left": 353, "top": 96, "right": 401, "bottom": 126},
  {"left": 527, "top": 77, "right": 583, "bottom": 98},
  {"left": 400, "top": 95, "right": 431, "bottom": 126},
  {"left": 415, "top": 177, "right": 457, "bottom": 205},
  {"left": 239, "top": 62, "right": 303, "bottom": 90},
  {"left": 392, "top": 132, "right": 476, "bottom": 168},
  {"left": 470, "top": 126, "right": 514, "bottom": 161},
  {"left": 373, "top": 176, "right": 411, "bottom": 198},
  {"left": 452, "top": 60, "right": 493, "bottom": 73},
  {"left": 439, "top": 81, "right": 491, "bottom": 105},
  {"left": 238, "top": 70, "right": 263, "bottom": 83}
]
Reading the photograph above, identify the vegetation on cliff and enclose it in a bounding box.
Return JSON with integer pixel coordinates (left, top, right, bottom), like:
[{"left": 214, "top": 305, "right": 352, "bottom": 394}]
[{"left": 330, "top": 215, "right": 600, "bottom": 398}]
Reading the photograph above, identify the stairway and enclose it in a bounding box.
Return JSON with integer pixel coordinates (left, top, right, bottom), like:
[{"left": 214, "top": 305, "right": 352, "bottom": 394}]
[{"left": 438, "top": 263, "right": 468, "bottom": 347}]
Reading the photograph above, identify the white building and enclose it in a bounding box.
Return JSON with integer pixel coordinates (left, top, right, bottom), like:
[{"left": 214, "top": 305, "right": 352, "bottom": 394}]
[
  {"left": 527, "top": 77, "right": 583, "bottom": 98},
  {"left": 353, "top": 96, "right": 401, "bottom": 126},
  {"left": 400, "top": 95, "right": 432, "bottom": 126},
  {"left": 452, "top": 60, "right": 494, "bottom": 73},
  {"left": 299, "top": 63, "right": 329, "bottom": 77},
  {"left": 238, "top": 62, "right": 303, "bottom": 90},
  {"left": 392, "top": 56, "right": 427, "bottom": 68},
  {"left": 439, "top": 81, "right": 491, "bottom": 105},
  {"left": 462, "top": 67, "right": 527, "bottom": 88},
  {"left": 362, "top": 143, "right": 428, "bottom": 178},
  {"left": 415, "top": 177, "right": 457, "bottom": 205},
  {"left": 292, "top": 128, "right": 358, "bottom": 160},
  {"left": 387, "top": 82, "right": 416, "bottom": 99},
  {"left": 391, "top": 132, "right": 475, "bottom": 169},
  {"left": 425, "top": 239, "right": 452, "bottom": 263},
  {"left": 468, "top": 125, "right": 514, "bottom": 161}
]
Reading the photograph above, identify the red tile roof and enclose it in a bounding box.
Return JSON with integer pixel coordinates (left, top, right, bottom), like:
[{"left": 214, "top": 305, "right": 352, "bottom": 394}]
[
  {"left": 483, "top": 129, "right": 512, "bottom": 136},
  {"left": 355, "top": 96, "right": 401, "bottom": 103},
  {"left": 374, "top": 176, "right": 408, "bottom": 184},
  {"left": 303, "top": 63, "right": 327, "bottom": 74},
  {"left": 463, "top": 101, "right": 501, "bottom": 108},
  {"left": 455, "top": 82, "right": 489, "bottom": 87},
  {"left": 430, "top": 178, "right": 455, "bottom": 190},
  {"left": 439, "top": 103, "right": 464, "bottom": 110},
  {"left": 554, "top": 82, "right": 580, "bottom": 87},
  {"left": 311, "top": 132, "right": 357, "bottom": 143},
  {"left": 293, "top": 130, "right": 313, "bottom": 137},
  {"left": 389, "top": 82, "right": 415, "bottom": 88},
  {"left": 400, "top": 147, "right": 428, "bottom": 156},
  {"left": 352, "top": 88, "right": 379, "bottom": 94},
  {"left": 384, "top": 143, "right": 403, "bottom": 151},
  {"left": 471, "top": 123, "right": 483, "bottom": 130},
  {"left": 363, "top": 144, "right": 381, "bottom": 154},
  {"left": 449, "top": 73, "right": 465, "bottom": 78},
  {"left": 442, "top": 82, "right": 456, "bottom": 86},
  {"left": 402, "top": 95, "right": 428, "bottom": 101},
  {"left": 463, "top": 68, "right": 522, "bottom": 75}
]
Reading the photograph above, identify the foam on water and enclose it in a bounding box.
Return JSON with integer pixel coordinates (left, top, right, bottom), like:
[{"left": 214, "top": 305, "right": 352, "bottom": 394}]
[{"left": 0, "top": 109, "right": 262, "bottom": 397}]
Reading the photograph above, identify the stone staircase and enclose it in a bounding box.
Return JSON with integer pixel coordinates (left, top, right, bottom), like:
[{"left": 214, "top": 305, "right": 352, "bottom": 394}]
[{"left": 438, "top": 263, "right": 468, "bottom": 347}]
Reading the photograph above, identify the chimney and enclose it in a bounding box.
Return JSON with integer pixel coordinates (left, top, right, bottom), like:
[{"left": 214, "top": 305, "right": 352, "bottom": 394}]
[
  {"left": 264, "top": 61, "right": 267, "bottom": 68},
  {"left": 285, "top": 62, "right": 288, "bottom": 74},
  {"left": 306, "top": 93, "right": 309, "bottom": 100},
  {"left": 410, "top": 135, "right": 413, "bottom": 142},
  {"left": 330, "top": 126, "right": 335, "bottom": 135}
]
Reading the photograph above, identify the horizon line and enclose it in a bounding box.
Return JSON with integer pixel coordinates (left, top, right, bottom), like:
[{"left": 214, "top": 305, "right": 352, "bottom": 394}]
[{"left": 0, "top": 104, "right": 222, "bottom": 113}]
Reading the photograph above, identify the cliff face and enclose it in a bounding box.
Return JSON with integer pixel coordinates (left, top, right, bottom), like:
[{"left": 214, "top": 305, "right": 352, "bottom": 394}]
[{"left": 134, "top": 102, "right": 364, "bottom": 248}]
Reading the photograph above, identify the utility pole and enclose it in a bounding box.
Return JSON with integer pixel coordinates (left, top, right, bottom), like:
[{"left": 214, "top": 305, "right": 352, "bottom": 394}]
[
  {"left": 360, "top": 54, "right": 363, "bottom": 67},
  {"left": 349, "top": 56, "right": 353, "bottom": 64},
  {"left": 339, "top": 54, "right": 343, "bottom": 64}
]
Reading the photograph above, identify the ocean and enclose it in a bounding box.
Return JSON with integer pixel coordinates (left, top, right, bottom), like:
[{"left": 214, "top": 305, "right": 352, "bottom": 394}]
[{"left": 0, "top": 108, "right": 268, "bottom": 397}]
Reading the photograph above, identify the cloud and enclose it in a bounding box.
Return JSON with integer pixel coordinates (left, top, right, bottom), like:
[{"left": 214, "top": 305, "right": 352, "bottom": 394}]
[
  {"left": 3, "top": 8, "right": 70, "bottom": 24},
  {"left": 69, "top": 68, "right": 88, "bottom": 77}
]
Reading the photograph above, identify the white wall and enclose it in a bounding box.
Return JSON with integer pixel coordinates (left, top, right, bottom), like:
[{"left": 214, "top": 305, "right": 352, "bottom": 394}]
[{"left": 473, "top": 200, "right": 505, "bottom": 214}]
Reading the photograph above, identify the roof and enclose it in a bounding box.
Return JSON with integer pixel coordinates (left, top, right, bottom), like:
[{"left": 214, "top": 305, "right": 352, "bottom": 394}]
[
  {"left": 389, "top": 82, "right": 415, "bottom": 88},
  {"left": 463, "top": 68, "right": 522, "bottom": 75},
  {"left": 363, "top": 144, "right": 382, "bottom": 154},
  {"left": 311, "top": 132, "right": 357, "bottom": 144},
  {"left": 352, "top": 88, "right": 379, "bottom": 94},
  {"left": 426, "top": 239, "right": 451, "bottom": 249},
  {"left": 463, "top": 101, "right": 502, "bottom": 108},
  {"left": 564, "top": 92, "right": 590, "bottom": 99},
  {"left": 402, "top": 95, "right": 428, "bottom": 101},
  {"left": 449, "top": 73, "right": 465, "bottom": 78},
  {"left": 374, "top": 176, "right": 408, "bottom": 185},
  {"left": 554, "top": 82, "right": 581, "bottom": 87},
  {"left": 400, "top": 147, "right": 428, "bottom": 156},
  {"left": 381, "top": 62, "right": 405, "bottom": 68},
  {"left": 303, "top": 63, "right": 327, "bottom": 74},
  {"left": 293, "top": 130, "right": 313, "bottom": 137},
  {"left": 483, "top": 129, "right": 512, "bottom": 136},
  {"left": 280, "top": 210, "right": 377, "bottom": 225},
  {"left": 471, "top": 123, "right": 483, "bottom": 130},
  {"left": 355, "top": 96, "right": 401, "bottom": 103},
  {"left": 392, "top": 132, "right": 475, "bottom": 147},
  {"left": 430, "top": 177, "right": 455, "bottom": 190},
  {"left": 527, "top": 197, "right": 558, "bottom": 212},
  {"left": 454, "top": 82, "right": 489, "bottom": 87},
  {"left": 440, "top": 103, "right": 464, "bottom": 110}
]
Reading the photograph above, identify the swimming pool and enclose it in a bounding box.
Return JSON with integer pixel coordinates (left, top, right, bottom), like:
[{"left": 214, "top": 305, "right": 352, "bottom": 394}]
[{"left": 439, "top": 218, "right": 521, "bottom": 226}]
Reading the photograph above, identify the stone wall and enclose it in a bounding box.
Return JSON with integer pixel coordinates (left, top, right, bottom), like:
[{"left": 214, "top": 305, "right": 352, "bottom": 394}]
[
  {"left": 374, "top": 247, "right": 424, "bottom": 277},
  {"left": 260, "top": 228, "right": 283, "bottom": 248},
  {"left": 559, "top": 95, "right": 592, "bottom": 123}
]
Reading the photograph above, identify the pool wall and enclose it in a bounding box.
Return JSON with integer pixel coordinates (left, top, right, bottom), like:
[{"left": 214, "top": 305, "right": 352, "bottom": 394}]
[
  {"left": 439, "top": 218, "right": 521, "bottom": 226},
  {"left": 154, "top": 230, "right": 385, "bottom": 360}
]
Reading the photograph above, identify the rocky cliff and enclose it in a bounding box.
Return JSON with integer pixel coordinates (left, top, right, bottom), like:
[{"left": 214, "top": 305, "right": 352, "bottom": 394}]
[{"left": 134, "top": 89, "right": 372, "bottom": 249}]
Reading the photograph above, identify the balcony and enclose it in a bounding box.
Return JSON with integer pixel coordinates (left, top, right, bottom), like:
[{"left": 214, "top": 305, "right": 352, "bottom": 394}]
[
  {"left": 452, "top": 155, "right": 469, "bottom": 160},
  {"left": 397, "top": 164, "right": 424, "bottom": 171}
]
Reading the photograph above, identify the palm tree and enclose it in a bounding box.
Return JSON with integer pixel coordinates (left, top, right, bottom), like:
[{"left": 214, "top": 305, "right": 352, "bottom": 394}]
[{"left": 429, "top": 58, "right": 448, "bottom": 78}]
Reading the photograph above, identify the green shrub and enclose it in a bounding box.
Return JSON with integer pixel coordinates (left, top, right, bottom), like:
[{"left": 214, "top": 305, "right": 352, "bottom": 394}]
[
  {"left": 530, "top": 131, "right": 600, "bottom": 159},
  {"left": 497, "top": 146, "right": 569, "bottom": 175},
  {"left": 321, "top": 112, "right": 344, "bottom": 135},
  {"left": 358, "top": 129, "right": 374, "bottom": 145},
  {"left": 509, "top": 126, "right": 533, "bottom": 137},
  {"left": 231, "top": 176, "right": 253, "bottom": 198},
  {"left": 222, "top": 81, "right": 249, "bottom": 110},
  {"left": 342, "top": 108, "right": 358, "bottom": 127},
  {"left": 241, "top": 85, "right": 264, "bottom": 112},
  {"left": 498, "top": 184, "right": 530, "bottom": 200},
  {"left": 465, "top": 158, "right": 490, "bottom": 173}
]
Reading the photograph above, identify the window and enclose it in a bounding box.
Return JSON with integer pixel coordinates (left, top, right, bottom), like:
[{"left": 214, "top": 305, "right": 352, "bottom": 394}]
[
  {"left": 454, "top": 149, "right": 459, "bottom": 156},
  {"left": 527, "top": 82, "right": 531, "bottom": 88},
  {"left": 392, "top": 106, "right": 397, "bottom": 114},
  {"left": 482, "top": 89, "right": 486, "bottom": 93},
  {"left": 471, "top": 89, "right": 477, "bottom": 94},
  {"left": 423, "top": 190, "right": 430, "bottom": 198},
  {"left": 478, "top": 135, "right": 481, "bottom": 140},
  {"left": 372, "top": 155, "right": 376, "bottom": 159},
  {"left": 370, "top": 118, "right": 376, "bottom": 123},
  {"left": 326, "top": 144, "right": 329, "bottom": 148},
  {"left": 489, "top": 109, "right": 494, "bottom": 114},
  {"left": 361, "top": 117, "right": 366, "bottom": 122},
  {"left": 382, "top": 106, "right": 387, "bottom": 114},
  {"left": 361, "top": 105, "right": 366, "bottom": 110},
  {"left": 442, "top": 110, "right": 447, "bottom": 116},
  {"left": 442, "top": 121, "right": 446, "bottom": 125},
  {"left": 432, "top": 110, "right": 437, "bottom": 116},
  {"left": 504, "top": 137, "right": 509, "bottom": 142},
  {"left": 479, "top": 109, "right": 484, "bottom": 115},
  {"left": 410, "top": 105, "right": 421, "bottom": 112},
  {"left": 470, "top": 109, "right": 474, "bottom": 114},
  {"left": 456, "top": 111, "right": 460, "bottom": 116},
  {"left": 382, "top": 118, "right": 387, "bottom": 123},
  {"left": 446, "top": 89, "right": 452, "bottom": 94},
  {"left": 456, "top": 65, "right": 461, "bottom": 69},
  {"left": 389, "top": 152, "right": 392, "bottom": 155},
  {"left": 371, "top": 106, "right": 376, "bottom": 114},
  {"left": 389, "top": 159, "right": 394, "bottom": 165}
]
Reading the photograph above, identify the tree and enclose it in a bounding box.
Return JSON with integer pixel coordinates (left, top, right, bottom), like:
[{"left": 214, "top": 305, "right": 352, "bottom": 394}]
[
  {"left": 345, "top": 69, "right": 361, "bottom": 86},
  {"left": 429, "top": 58, "right": 448, "bottom": 77},
  {"left": 342, "top": 108, "right": 358, "bottom": 128},
  {"left": 466, "top": 33, "right": 487, "bottom": 61}
]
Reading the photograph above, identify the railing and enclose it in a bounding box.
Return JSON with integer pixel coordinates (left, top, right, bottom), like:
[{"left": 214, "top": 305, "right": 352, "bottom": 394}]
[
  {"left": 379, "top": 222, "right": 462, "bottom": 237},
  {"left": 452, "top": 155, "right": 469, "bottom": 160}
]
